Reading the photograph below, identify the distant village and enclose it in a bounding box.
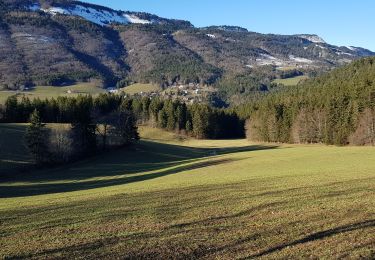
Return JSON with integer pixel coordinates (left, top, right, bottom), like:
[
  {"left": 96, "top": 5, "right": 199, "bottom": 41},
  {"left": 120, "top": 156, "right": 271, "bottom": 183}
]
[
  {"left": 160, "top": 83, "right": 217, "bottom": 103},
  {"left": 107, "top": 83, "right": 217, "bottom": 104},
  {"left": 3, "top": 82, "right": 218, "bottom": 105}
]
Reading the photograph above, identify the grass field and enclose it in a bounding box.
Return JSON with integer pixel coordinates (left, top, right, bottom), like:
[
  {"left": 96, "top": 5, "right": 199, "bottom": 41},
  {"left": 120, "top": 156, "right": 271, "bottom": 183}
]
[
  {"left": 121, "top": 83, "right": 160, "bottom": 95},
  {"left": 0, "top": 126, "right": 374, "bottom": 259},
  {"left": 0, "top": 82, "right": 106, "bottom": 104},
  {"left": 276, "top": 66, "right": 299, "bottom": 71},
  {"left": 0, "top": 83, "right": 161, "bottom": 104},
  {"left": 273, "top": 75, "right": 309, "bottom": 86}
]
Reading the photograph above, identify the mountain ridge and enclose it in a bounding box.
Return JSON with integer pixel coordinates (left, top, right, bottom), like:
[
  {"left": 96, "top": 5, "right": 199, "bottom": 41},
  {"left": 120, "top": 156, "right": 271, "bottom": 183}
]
[{"left": 0, "top": 0, "right": 374, "bottom": 97}]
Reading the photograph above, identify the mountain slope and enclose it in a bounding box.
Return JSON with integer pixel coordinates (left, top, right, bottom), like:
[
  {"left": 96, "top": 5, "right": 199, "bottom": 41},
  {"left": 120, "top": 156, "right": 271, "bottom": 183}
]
[
  {"left": 117, "top": 25, "right": 221, "bottom": 86},
  {"left": 0, "top": 0, "right": 373, "bottom": 95}
]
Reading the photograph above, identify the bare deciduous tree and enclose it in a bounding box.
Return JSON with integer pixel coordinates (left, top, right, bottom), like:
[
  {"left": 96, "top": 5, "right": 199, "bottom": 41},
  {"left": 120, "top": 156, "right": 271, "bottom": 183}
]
[
  {"left": 49, "top": 125, "right": 73, "bottom": 163},
  {"left": 349, "top": 108, "right": 375, "bottom": 145}
]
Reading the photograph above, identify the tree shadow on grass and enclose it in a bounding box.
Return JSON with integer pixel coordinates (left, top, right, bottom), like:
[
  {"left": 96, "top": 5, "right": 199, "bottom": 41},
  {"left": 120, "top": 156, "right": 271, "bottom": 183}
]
[
  {"left": 244, "top": 219, "right": 375, "bottom": 259},
  {"left": 0, "top": 154, "right": 253, "bottom": 198},
  {"left": 1, "top": 141, "right": 277, "bottom": 182},
  {"left": 186, "top": 219, "right": 375, "bottom": 259},
  {"left": 0, "top": 139, "right": 277, "bottom": 198},
  {"left": 169, "top": 201, "right": 286, "bottom": 229}
]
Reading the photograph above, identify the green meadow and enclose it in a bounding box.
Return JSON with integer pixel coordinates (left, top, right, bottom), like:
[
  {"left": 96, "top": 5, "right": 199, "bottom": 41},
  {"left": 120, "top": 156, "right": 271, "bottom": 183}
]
[
  {"left": 0, "top": 125, "right": 374, "bottom": 259},
  {"left": 273, "top": 75, "right": 309, "bottom": 86},
  {"left": 120, "top": 83, "right": 160, "bottom": 95},
  {"left": 0, "top": 82, "right": 107, "bottom": 104},
  {"left": 0, "top": 83, "right": 160, "bottom": 104}
]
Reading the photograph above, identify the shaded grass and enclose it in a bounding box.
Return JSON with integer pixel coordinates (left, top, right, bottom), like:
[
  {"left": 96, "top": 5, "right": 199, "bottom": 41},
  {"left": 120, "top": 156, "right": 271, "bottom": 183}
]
[
  {"left": 0, "top": 124, "right": 69, "bottom": 175},
  {"left": 0, "top": 127, "right": 374, "bottom": 259},
  {"left": 0, "top": 124, "right": 31, "bottom": 174},
  {"left": 0, "top": 142, "right": 264, "bottom": 198}
]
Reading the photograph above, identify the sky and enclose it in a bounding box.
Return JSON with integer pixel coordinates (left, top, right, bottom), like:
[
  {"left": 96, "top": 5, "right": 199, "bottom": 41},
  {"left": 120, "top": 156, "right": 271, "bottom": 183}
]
[{"left": 86, "top": 0, "right": 375, "bottom": 51}]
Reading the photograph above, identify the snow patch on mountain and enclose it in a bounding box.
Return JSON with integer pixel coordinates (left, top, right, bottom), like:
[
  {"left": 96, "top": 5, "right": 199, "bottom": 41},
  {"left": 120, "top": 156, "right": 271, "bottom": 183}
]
[
  {"left": 315, "top": 44, "right": 327, "bottom": 50},
  {"left": 12, "top": 33, "right": 54, "bottom": 44},
  {"left": 337, "top": 51, "right": 353, "bottom": 56},
  {"left": 123, "top": 14, "right": 151, "bottom": 24},
  {"left": 289, "top": 55, "right": 313, "bottom": 64},
  {"left": 46, "top": 7, "right": 70, "bottom": 15},
  {"left": 255, "top": 54, "right": 284, "bottom": 66},
  {"left": 297, "top": 34, "right": 326, "bottom": 44},
  {"left": 346, "top": 46, "right": 359, "bottom": 51},
  {"left": 29, "top": 4, "right": 152, "bottom": 26},
  {"left": 260, "top": 54, "right": 276, "bottom": 60},
  {"left": 206, "top": 34, "right": 216, "bottom": 38}
]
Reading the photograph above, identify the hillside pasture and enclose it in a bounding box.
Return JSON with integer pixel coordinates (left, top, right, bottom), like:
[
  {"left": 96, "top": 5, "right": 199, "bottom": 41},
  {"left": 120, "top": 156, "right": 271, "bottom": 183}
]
[
  {"left": 121, "top": 83, "right": 161, "bottom": 95},
  {"left": 273, "top": 75, "right": 309, "bottom": 86},
  {"left": 0, "top": 127, "right": 374, "bottom": 259},
  {"left": 0, "top": 82, "right": 106, "bottom": 104}
]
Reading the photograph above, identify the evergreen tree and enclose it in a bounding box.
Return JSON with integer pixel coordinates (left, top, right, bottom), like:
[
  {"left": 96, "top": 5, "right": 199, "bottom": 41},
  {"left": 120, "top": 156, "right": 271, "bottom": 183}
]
[
  {"left": 70, "top": 96, "right": 96, "bottom": 156},
  {"left": 165, "top": 100, "right": 176, "bottom": 130},
  {"left": 192, "top": 105, "right": 210, "bottom": 139},
  {"left": 4, "top": 95, "right": 18, "bottom": 122},
  {"left": 185, "top": 120, "right": 192, "bottom": 134},
  {"left": 25, "top": 110, "right": 50, "bottom": 165},
  {"left": 149, "top": 97, "right": 164, "bottom": 124},
  {"left": 158, "top": 109, "right": 168, "bottom": 129},
  {"left": 175, "top": 102, "right": 187, "bottom": 131},
  {"left": 111, "top": 109, "right": 140, "bottom": 146}
]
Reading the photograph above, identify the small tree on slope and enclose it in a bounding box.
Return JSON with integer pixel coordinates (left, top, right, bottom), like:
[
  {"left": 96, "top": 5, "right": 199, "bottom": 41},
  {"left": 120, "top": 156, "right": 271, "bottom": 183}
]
[{"left": 25, "top": 109, "right": 50, "bottom": 165}]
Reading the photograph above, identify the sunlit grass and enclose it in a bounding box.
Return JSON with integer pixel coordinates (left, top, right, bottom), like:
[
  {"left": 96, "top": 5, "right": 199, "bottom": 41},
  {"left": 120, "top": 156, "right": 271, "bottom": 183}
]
[
  {"left": 273, "top": 75, "right": 309, "bottom": 86},
  {"left": 0, "top": 126, "right": 374, "bottom": 258},
  {"left": 0, "top": 82, "right": 106, "bottom": 104},
  {"left": 121, "top": 83, "right": 160, "bottom": 95}
]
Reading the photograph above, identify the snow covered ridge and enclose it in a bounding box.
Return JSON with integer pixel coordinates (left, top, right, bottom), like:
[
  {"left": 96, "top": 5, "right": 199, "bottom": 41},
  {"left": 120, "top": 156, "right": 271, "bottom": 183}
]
[
  {"left": 28, "top": 3, "right": 152, "bottom": 26},
  {"left": 347, "top": 46, "right": 359, "bottom": 51},
  {"left": 296, "top": 34, "right": 326, "bottom": 44},
  {"left": 289, "top": 55, "right": 313, "bottom": 64}
]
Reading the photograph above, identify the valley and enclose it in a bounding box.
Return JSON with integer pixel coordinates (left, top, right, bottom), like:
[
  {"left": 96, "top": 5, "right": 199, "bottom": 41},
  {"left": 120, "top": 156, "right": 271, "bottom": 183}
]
[
  {"left": 0, "top": 1, "right": 374, "bottom": 259},
  {"left": 0, "top": 82, "right": 105, "bottom": 104},
  {"left": 1, "top": 0, "right": 374, "bottom": 104}
]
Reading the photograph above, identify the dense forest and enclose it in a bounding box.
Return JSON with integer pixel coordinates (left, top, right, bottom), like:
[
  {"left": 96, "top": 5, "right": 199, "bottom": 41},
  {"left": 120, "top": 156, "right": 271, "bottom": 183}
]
[
  {"left": 0, "top": 92, "right": 244, "bottom": 167},
  {"left": 1, "top": 94, "right": 140, "bottom": 165},
  {"left": 0, "top": 93, "right": 244, "bottom": 139},
  {"left": 237, "top": 57, "right": 375, "bottom": 145}
]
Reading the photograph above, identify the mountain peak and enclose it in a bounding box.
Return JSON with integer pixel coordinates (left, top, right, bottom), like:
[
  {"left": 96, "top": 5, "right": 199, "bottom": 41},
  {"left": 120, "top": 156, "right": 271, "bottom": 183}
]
[{"left": 296, "top": 34, "right": 326, "bottom": 44}]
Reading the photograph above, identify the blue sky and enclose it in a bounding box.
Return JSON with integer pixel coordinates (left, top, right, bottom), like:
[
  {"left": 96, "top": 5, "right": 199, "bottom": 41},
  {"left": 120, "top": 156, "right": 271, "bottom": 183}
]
[{"left": 86, "top": 0, "right": 375, "bottom": 51}]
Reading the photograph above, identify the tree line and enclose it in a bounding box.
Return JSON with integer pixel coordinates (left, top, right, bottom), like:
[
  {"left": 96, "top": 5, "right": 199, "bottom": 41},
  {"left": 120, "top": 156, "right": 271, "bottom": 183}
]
[
  {"left": 236, "top": 57, "right": 375, "bottom": 146},
  {"left": 1, "top": 94, "right": 244, "bottom": 139},
  {"left": 2, "top": 94, "right": 139, "bottom": 165},
  {"left": 141, "top": 98, "right": 244, "bottom": 139},
  {"left": 0, "top": 93, "right": 244, "bottom": 164}
]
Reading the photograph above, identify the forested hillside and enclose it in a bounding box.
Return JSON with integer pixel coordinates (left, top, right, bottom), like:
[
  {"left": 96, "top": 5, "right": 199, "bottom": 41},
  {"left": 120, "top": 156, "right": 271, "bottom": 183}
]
[
  {"left": 2, "top": 57, "right": 375, "bottom": 146},
  {"left": 0, "top": 0, "right": 373, "bottom": 102},
  {"left": 240, "top": 57, "right": 375, "bottom": 145}
]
